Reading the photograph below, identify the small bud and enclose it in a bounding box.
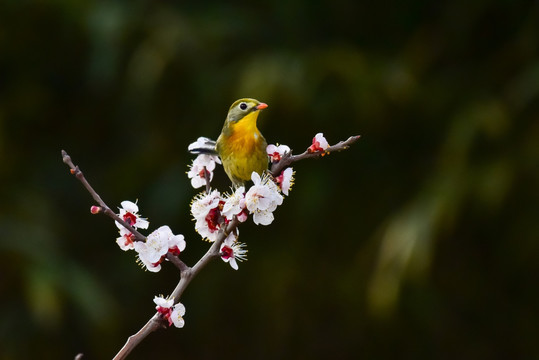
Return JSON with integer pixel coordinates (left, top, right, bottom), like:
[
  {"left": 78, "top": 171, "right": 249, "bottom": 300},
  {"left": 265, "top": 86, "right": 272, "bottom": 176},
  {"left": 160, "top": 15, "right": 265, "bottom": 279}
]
[
  {"left": 90, "top": 206, "right": 102, "bottom": 214},
  {"left": 70, "top": 169, "right": 76, "bottom": 175}
]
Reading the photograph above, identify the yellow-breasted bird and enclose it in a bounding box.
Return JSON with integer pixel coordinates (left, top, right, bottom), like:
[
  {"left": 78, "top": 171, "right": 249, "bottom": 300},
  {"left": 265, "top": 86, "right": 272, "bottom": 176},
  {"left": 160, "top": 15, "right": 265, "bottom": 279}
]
[{"left": 189, "top": 98, "right": 269, "bottom": 186}]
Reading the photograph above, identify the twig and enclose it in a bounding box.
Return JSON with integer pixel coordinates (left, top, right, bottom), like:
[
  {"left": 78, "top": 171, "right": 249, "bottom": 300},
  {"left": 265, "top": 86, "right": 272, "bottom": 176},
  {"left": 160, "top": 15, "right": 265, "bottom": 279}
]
[
  {"left": 113, "top": 314, "right": 164, "bottom": 360},
  {"left": 270, "top": 135, "right": 361, "bottom": 176},
  {"left": 61, "top": 150, "right": 146, "bottom": 243}
]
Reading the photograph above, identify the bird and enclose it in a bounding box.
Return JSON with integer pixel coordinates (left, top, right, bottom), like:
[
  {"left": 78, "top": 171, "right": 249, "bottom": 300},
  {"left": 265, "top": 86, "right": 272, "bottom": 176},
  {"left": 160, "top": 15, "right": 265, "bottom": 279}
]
[{"left": 188, "top": 98, "right": 269, "bottom": 186}]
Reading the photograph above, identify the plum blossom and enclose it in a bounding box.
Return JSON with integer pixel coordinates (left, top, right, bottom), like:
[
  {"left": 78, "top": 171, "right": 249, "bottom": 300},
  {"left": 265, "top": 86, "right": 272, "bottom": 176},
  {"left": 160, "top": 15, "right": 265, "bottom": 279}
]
[
  {"left": 167, "top": 231, "right": 186, "bottom": 256},
  {"left": 154, "top": 295, "right": 186, "bottom": 328},
  {"left": 115, "top": 200, "right": 149, "bottom": 251},
  {"left": 191, "top": 190, "right": 221, "bottom": 219},
  {"left": 307, "top": 133, "right": 330, "bottom": 153},
  {"left": 266, "top": 144, "right": 291, "bottom": 163},
  {"left": 134, "top": 226, "right": 186, "bottom": 272},
  {"left": 116, "top": 232, "right": 136, "bottom": 251},
  {"left": 222, "top": 186, "right": 248, "bottom": 222},
  {"left": 187, "top": 154, "right": 221, "bottom": 189},
  {"left": 170, "top": 302, "right": 186, "bottom": 328},
  {"left": 274, "top": 167, "right": 294, "bottom": 196},
  {"left": 220, "top": 232, "right": 247, "bottom": 270},
  {"left": 245, "top": 172, "right": 283, "bottom": 225},
  {"left": 191, "top": 190, "right": 226, "bottom": 241},
  {"left": 115, "top": 200, "right": 149, "bottom": 231},
  {"left": 154, "top": 295, "right": 174, "bottom": 310}
]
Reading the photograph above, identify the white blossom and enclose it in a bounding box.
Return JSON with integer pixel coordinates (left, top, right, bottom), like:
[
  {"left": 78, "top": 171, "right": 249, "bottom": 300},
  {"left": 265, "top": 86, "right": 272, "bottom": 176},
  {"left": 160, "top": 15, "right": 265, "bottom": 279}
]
[
  {"left": 115, "top": 200, "right": 149, "bottom": 232},
  {"left": 266, "top": 144, "right": 291, "bottom": 163},
  {"left": 191, "top": 190, "right": 225, "bottom": 241},
  {"left": 154, "top": 295, "right": 186, "bottom": 328},
  {"left": 170, "top": 303, "right": 186, "bottom": 328},
  {"left": 245, "top": 172, "right": 283, "bottom": 225},
  {"left": 275, "top": 167, "right": 295, "bottom": 196},
  {"left": 187, "top": 154, "right": 221, "bottom": 189},
  {"left": 220, "top": 232, "right": 247, "bottom": 270},
  {"left": 134, "top": 226, "right": 185, "bottom": 272},
  {"left": 308, "top": 133, "right": 330, "bottom": 153},
  {"left": 222, "top": 186, "right": 247, "bottom": 222}
]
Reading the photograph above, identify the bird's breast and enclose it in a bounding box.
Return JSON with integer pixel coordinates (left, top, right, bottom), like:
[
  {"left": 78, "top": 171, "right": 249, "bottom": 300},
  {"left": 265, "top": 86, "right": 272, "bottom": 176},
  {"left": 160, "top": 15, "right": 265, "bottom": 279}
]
[{"left": 222, "top": 111, "right": 265, "bottom": 154}]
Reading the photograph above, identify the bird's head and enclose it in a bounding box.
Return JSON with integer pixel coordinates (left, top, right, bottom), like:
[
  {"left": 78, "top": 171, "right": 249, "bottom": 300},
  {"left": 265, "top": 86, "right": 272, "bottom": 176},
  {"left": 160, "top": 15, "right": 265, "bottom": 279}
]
[{"left": 226, "top": 98, "right": 268, "bottom": 124}]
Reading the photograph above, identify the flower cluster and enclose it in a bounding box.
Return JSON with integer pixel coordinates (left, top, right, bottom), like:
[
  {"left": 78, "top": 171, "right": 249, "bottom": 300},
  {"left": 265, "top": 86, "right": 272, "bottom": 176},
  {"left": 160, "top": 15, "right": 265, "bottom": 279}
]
[
  {"left": 189, "top": 172, "right": 288, "bottom": 268},
  {"left": 115, "top": 201, "right": 186, "bottom": 272},
  {"left": 134, "top": 225, "right": 186, "bottom": 272},
  {"left": 190, "top": 190, "right": 249, "bottom": 269},
  {"left": 153, "top": 296, "right": 186, "bottom": 328},
  {"left": 191, "top": 190, "right": 226, "bottom": 242}
]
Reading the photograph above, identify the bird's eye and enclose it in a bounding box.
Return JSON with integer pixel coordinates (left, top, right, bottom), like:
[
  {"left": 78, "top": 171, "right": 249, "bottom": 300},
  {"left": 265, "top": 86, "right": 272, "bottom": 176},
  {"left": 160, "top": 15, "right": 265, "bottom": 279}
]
[{"left": 239, "top": 102, "right": 248, "bottom": 111}]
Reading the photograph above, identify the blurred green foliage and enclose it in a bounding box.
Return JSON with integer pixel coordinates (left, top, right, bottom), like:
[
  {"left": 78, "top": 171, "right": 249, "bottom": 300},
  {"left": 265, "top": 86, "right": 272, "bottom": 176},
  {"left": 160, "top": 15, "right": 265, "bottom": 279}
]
[{"left": 1, "top": 0, "right": 538, "bottom": 359}]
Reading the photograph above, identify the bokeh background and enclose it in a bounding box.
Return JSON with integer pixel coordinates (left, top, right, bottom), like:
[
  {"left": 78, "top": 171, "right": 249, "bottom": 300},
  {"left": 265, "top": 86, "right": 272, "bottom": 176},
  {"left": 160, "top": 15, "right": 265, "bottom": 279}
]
[{"left": 1, "top": 0, "right": 538, "bottom": 359}]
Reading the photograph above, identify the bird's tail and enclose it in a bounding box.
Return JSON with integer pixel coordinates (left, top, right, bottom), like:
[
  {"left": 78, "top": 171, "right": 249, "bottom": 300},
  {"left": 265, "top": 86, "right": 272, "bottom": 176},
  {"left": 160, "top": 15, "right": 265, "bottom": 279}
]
[{"left": 188, "top": 137, "right": 218, "bottom": 155}]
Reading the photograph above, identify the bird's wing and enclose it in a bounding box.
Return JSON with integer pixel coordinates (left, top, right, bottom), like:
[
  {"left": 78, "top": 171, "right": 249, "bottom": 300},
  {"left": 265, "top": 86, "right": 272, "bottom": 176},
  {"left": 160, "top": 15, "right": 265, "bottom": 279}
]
[{"left": 188, "top": 137, "right": 218, "bottom": 155}]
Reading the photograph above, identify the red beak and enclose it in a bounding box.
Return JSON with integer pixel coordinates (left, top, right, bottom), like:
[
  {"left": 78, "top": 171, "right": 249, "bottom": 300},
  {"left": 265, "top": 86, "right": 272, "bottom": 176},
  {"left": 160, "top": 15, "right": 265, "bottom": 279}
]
[{"left": 256, "top": 103, "right": 268, "bottom": 110}]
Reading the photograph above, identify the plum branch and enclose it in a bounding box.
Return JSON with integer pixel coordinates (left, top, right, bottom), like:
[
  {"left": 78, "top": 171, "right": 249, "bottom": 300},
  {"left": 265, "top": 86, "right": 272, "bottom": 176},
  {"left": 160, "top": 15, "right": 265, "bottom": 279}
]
[
  {"left": 62, "top": 133, "right": 360, "bottom": 360},
  {"left": 270, "top": 135, "right": 361, "bottom": 176}
]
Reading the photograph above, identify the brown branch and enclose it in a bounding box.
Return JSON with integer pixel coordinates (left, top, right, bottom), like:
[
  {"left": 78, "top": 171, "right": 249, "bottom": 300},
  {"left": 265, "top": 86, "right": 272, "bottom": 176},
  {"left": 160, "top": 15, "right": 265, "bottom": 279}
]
[
  {"left": 63, "top": 134, "right": 359, "bottom": 359},
  {"left": 113, "top": 314, "right": 165, "bottom": 360},
  {"left": 166, "top": 253, "right": 190, "bottom": 272},
  {"left": 270, "top": 135, "right": 361, "bottom": 176}
]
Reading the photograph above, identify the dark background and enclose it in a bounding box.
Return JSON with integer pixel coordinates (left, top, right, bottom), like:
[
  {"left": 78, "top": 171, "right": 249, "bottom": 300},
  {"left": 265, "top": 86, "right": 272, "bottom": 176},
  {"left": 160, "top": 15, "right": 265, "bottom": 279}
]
[{"left": 1, "top": 0, "right": 538, "bottom": 359}]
